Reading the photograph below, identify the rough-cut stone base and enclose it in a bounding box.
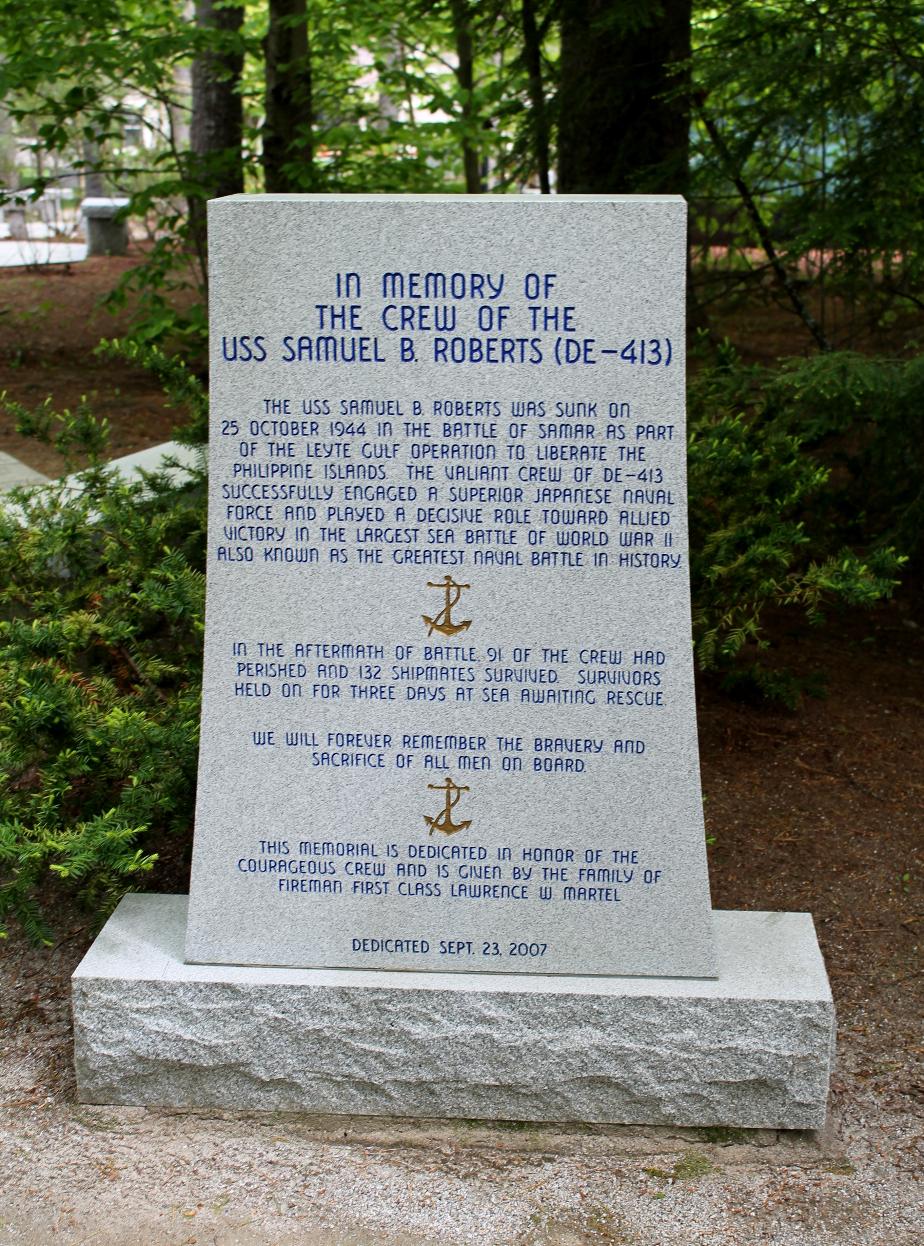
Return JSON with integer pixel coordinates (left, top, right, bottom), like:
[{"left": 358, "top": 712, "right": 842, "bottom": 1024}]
[{"left": 72, "top": 895, "right": 835, "bottom": 1129}]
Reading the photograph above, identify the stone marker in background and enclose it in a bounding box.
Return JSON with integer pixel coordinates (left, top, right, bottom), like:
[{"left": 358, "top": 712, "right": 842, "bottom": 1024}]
[
  {"left": 72, "top": 196, "right": 835, "bottom": 1128},
  {"left": 2, "top": 191, "right": 29, "bottom": 241},
  {"left": 80, "top": 197, "right": 130, "bottom": 256}
]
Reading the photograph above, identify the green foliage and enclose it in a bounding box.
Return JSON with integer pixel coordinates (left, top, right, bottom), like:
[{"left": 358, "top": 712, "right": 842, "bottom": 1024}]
[
  {"left": 688, "top": 342, "right": 906, "bottom": 691},
  {"left": 760, "top": 352, "right": 924, "bottom": 563},
  {"left": 0, "top": 0, "right": 548, "bottom": 356},
  {"left": 102, "top": 230, "right": 212, "bottom": 362},
  {"left": 96, "top": 338, "right": 210, "bottom": 446},
  {"left": 4, "top": 1, "right": 921, "bottom": 355},
  {"left": 2, "top": 340, "right": 911, "bottom": 936},
  {"left": 0, "top": 361, "right": 206, "bottom": 942},
  {"left": 689, "top": 1, "right": 924, "bottom": 336}
]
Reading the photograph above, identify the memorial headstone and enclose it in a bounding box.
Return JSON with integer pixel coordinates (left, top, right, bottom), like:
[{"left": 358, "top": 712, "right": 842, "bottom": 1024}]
[
  {"left": 72, "top": 196, "right": 835, "bottom": 1129},
  {"left": 185, "top": 194, "right": 715, "bottom": 979}
]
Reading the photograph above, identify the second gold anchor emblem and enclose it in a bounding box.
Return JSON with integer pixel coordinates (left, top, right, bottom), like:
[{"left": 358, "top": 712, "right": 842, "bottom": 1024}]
[{"left": 424, "top": 778, "right": 472, "bottom": 837}]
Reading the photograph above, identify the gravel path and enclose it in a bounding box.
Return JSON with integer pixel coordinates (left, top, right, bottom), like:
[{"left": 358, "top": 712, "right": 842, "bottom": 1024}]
[{"left": 1, "top": 929, "right": 921, "bottom": 1245}]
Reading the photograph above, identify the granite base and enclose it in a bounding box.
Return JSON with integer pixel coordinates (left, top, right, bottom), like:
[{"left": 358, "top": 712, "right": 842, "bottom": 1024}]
[{"left": 72, "top": 894, "right": 835, "bottom": 1129}]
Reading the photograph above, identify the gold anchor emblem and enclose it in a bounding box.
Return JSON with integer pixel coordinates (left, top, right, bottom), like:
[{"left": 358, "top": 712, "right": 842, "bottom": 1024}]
[
  {"left": 422, "top": 575, "right": 472, "bottom": 637},
  {"left": 424, "top": 778, "right": 472, "bottom": 837}
]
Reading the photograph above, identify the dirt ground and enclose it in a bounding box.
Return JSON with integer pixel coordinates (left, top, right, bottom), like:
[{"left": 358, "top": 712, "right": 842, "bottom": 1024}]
[
  {"left": 0, "top": 256, "right": 921, "bottom": 1243},
  {"left": 0, "top": 254, "right": 190, "bottom": 476}
]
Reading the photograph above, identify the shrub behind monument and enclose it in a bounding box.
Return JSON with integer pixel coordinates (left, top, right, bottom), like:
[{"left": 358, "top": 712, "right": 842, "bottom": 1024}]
[
  {"left": 0, "top": 347, "right": 908, "bottom": 938},
  {"left": 687, "top": 345, "right": 906, "bottom": 697},
  {"left": 0, "top": 347, "right": 206, "bottom": 943}
]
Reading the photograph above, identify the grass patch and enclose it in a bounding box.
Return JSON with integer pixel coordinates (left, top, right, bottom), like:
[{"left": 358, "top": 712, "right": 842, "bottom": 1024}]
[
  {"left": 823, "top": 1159, "right": 856, "bottom": 1175},
  {"left": 644, "top": 1151, "right": 714, "bottom": 1183}
]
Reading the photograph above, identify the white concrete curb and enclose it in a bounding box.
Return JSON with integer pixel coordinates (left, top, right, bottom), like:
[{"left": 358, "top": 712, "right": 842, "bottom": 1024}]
[
  {"left": 0, "top": 449, "right": 48, "bottom": 490},
  {"left": 0, "top": 440, "right": 204, "bottom": 506}
]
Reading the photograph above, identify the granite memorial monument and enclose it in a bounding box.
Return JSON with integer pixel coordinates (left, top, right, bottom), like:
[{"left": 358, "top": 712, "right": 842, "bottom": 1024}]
[{"left": 72, "top": 195, "right": 835, "bottom": 1128}]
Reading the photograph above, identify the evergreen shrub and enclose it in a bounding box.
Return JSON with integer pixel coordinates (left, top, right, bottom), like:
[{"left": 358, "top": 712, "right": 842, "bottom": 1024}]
[
  {"left": 0, "top": 346, "right": 206, "bottom": 941},
  {"left": 688, "top": 343, "right": 908, "bottom": 699},
  {"left": 0, "top": 346, "right": 909, "bottom": 936}
]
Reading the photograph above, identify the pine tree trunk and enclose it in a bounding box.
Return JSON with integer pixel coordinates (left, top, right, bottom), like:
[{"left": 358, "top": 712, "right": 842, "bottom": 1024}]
[
  {"left": 521, "top": 0, "right": 551, "bottom": 193},
  {"left": 189, "top": 0, "right": 244, "bottom": 274},
  {"left": 263, "top": 0, "right": 313, "bottom": 192},
  {"left": 450, "top": 0, "right": 483, "bottom": 193},
  {"left": 558, "top": 0, "right": 691, "bottom": 194}
]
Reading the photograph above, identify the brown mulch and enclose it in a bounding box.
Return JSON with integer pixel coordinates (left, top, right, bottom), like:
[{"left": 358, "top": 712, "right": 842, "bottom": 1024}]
[
  {"left": 695, "top": 276, "right": 924, "bottom": 366},
  {"left": 699, "top": 598, "right": 923, "bottom": 1056},
  {"left": 0, "top": 253, "right": 188, "bottom": 475}
]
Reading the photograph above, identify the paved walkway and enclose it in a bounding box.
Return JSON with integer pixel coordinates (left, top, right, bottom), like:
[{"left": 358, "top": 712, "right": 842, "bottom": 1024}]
[
  {"left": 0, "top": 240, "right": 87, "bottom": 267},
  {"left": 0, "top": 442, "right": 201, "bottom": 497},
  {"left": 0, "top": 450, "right": 48, "bottom": 490}
]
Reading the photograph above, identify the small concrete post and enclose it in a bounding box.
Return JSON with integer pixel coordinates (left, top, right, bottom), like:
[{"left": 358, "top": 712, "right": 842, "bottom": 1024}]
[
  {"left": 2, "top": 191, "right": 29, "bottom": 240},
  {"left": 80, "top": 197, "right": 130, "bottom": 256}
]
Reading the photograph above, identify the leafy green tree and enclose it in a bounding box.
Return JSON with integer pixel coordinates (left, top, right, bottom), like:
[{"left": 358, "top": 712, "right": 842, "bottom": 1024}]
[
  {"left": 689, "top": 0, "right": 924, "bottom": 342},
  {"left": 0, "top": 0, "right": 220, "bottom": 349},
  {"left": 0, "top": 0, "right": 193, "bottom": 189}
]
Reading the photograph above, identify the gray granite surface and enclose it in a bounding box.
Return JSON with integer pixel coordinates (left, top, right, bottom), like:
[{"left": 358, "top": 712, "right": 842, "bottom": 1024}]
[
  {"left": 74, "top": 895, "right": 835, "bottom": 1128},
  {"left": 188, "top": 194, "right": 717, "bottom": 978},
  {"left": 0, "top": 450, "right": 47, "bottom": 492}
]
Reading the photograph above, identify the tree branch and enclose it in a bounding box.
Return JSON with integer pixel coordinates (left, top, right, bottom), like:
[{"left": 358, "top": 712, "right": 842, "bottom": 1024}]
[{"left": 696, "top": 100, "right": 832, "bottom": 352}]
